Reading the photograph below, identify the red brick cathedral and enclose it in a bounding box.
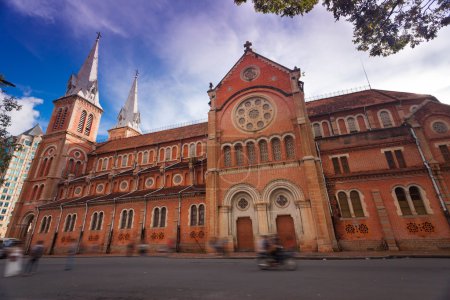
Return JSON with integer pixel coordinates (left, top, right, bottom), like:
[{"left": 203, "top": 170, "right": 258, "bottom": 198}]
[{"left": 7, "top": 38, "right": 450, "bottom": 254}]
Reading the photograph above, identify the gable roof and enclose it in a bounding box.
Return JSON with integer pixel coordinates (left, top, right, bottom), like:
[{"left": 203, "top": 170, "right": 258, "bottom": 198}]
[
  {"left": 94, "top": 122, "right": 208, "bottom": 154},
  {"left": 20, "top": 124, "right": 43, "bottom": 137},
  {"left": 306, "top": 89, "right": 437, "bottom": 117}
]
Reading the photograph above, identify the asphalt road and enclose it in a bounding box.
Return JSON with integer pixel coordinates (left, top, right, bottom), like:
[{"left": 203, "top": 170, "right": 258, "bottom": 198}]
[{"left": 0, "top": 256, "right": 449, "bottom": 300}]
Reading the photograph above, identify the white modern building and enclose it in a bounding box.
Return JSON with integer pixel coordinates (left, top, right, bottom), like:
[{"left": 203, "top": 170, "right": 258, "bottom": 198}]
[{"left": 0, "top": 124, "right": 43, "bottom": 237}]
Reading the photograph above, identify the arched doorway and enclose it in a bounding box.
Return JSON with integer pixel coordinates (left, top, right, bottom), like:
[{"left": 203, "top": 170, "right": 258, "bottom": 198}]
[
  {"left": 276, "top": 215, "right": 297, "bottom": 250},
  {"left": 236, "top": 217, "right": 254, "bottom": 251},
  {"left": 20, "top": 214, "right": 35, "bottom": 240}
]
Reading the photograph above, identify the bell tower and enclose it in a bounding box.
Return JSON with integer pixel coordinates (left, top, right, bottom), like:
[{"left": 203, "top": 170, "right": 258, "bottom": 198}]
[{"left": 7, "top": 34, "right": 103, "bottom": 238}]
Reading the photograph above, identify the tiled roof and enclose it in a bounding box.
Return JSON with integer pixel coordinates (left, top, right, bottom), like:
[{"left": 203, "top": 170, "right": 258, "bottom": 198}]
[
  {"left": 306, "top": 89, "right": 436, "bottom": 116},
  {"left": 94, "top": 122, "right": 207, "bottom": 154}
]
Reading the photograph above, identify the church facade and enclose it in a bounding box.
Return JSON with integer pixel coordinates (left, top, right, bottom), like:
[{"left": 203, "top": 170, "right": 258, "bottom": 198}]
[{"left": 7, "top": 38, "right": 450, "bottom": 254}]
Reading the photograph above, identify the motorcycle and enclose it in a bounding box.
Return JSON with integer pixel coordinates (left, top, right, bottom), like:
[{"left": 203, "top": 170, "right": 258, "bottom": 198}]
[{"left": 256, "top": 250, "right": 297, "bottom": 271}]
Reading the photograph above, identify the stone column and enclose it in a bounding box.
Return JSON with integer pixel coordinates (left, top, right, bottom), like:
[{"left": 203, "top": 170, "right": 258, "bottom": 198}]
[
  {"left": 255, "top": 202, "right": 269, "bottom": 235},
  {"left": 297, "top": 200, "right": 318, "bottom": 252}
]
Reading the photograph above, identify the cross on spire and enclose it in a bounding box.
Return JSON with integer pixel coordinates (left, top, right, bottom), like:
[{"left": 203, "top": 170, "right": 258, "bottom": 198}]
[
  {"left": 135, "top": 69, "right": 139, "bottom": 78},
  {"left": 244, "top": 41, "right": 252, "bottom": 52},
  {"left": 96, "top": 32, "right": 102, "bottom": 41}
]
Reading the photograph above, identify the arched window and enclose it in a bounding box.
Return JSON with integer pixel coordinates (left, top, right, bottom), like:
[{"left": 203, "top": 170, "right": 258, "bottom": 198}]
[
  {"left": 347, "top": 117, "right": 358, "bottom": 133},
  {"left": 337, "top": 192, "right": 351, "bottom": 218},
  {"left": 160, "top": 207, "right": 166, "bottom": 227},
  {"left": 78, "top": 110, "right": 87, "bottom": 133},
  {"left": 143, "top": 151, "right": 149, "bottom": 164},
  {"left": 91, "top": 212, "right": 98, "bottom": 230},
  {"left": 350, "top": 191, "right": 364, "bottom": 217},
  {"left": 31, "top": 185, "right": 39, "bottom": 201},
  {"left": 53, "top": 108, "right": 63, "bottom": 129},
  {"left": 224, "top": 146, "right": 231, "bottom": 167},
  {"left": 127, "top": 210, "right": 134, "bottom": 229},
  {"left": 39, "top": 217, "right": 47, "bottom": 233},
  {"left": 165, "top": 148, "right": 171, "bottom": 161},
  {"left": 409, "top": 186, "right": 427, "bottom": 215},
  {"left": 64, "top": 214, "right": 76, "bottom": 232},
  {"left": 97, "top": 212, "right": 103, "bottom": 230},
  {"left": 66, "top": 159, "right": 74, "bottom": 176},
  {"left": 190, "top": 205, "right": 198, "bottom": 226},
  {"left": 36, "top": 185, "right": 44, "bottom": 200},
  {"left": 271, "top": 138, "right": 281, "bottom": 161},
  {"left": 45, "top": 216, "right": 51, "bottom": 233},
  {"left": 39, "top": 158, "right": 48, "bottom": 177},
  {"left": 247, "top": 142, "right": 256, "bottom": 165},
  {"left": 235, "top": 144, "right": 243, "bottom": 166},
  {"left": 313, "top": 123, "right": 322, "bottom": 138},
  {"left": 120, "top": 210, "right": 128, "bottom": 229},
  {"left": 84, "top": 114, "right": 93, "bottom": 136},
  {"left": 189, "top": 144, "right": 196, "bottom": 157},
  {"left": 122, "top": 155, "right": 128, "bottom": 167},
  {"left": 102, "top": 158, "right": 108, "bottom": 171},
  {"left": 380, "top": 111, "right": 393, "bottom": 128},
  {"left": 259, "top": 140, "right": 269, "bottom": 163},
  {"left": 198, "top": 204, "right": 205, "bottom": 226},
  {"left": 59, "top": 107, "right": 68, "bottom": 129},
  {"left": 74, "top": 161, "right": 82, "bottom": 176},
  {"left": 152, "top": 208, "right": 160, "bottom": 228},
  {"left": 395, "top": 187, "right": 412, "bottom": 215},
  {"left": 285, "top": 136, "right": 295, "bottom": 159}
]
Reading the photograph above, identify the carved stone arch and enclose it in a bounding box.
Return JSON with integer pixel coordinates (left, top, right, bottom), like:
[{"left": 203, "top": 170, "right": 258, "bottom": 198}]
[
  {"left": 221, "top": 143, "right": 233, "bottom": 150},
  {"left": 255, "top": 136, "right": 270, "bottom": 143},
  {"left": 42, "top": 145, "right": 57, "bottom": 157},
  {"left": 223, "top": 183, "right": 260, "bottom": 207},
  {"left": 262, "top": 179, "right": 305, "bottom": 204},
  {"left": 68, "top": 147, "right": 87, "bottom": 161},
  {"left": 268, "top": 134, "right": 282, "bottom": 142},
  {"left": 281, "top": 132, "right": 295, "bottom": 140},
  {"left": 244, "top": 138, "right": 257, "bottom": 145},
  {"left": 20, "top": 211, "right": 36, "bottom": 239}
]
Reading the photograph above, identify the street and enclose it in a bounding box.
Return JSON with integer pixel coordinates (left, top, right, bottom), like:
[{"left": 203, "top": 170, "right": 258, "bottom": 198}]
[{"left": 0, "top": 256, "right": 449, "bottom": 300}]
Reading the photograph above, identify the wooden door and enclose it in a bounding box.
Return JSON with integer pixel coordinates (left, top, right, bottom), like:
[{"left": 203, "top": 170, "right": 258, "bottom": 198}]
[
  {"left": 276, "top": 215, "right": 297, "bottom": 250},
  {"left": 236, "top": 217, "right": 254, "bottom": 252}
]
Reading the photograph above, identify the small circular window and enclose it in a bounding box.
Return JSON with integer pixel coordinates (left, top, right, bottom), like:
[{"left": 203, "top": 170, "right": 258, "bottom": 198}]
[
  {"left": 96, "top": 184, "right": 104, "bottom": 193},
  {"left": 119, "top": 181, "right": 128, "bottom": 191},
  {"left": 432, "top": 121, "right": 448, "bottom": 134},
  {"left": 240, "top": 66, "right": 260, "bottom": 82},
  {"left": 237, "top": 198, "right": 249, "bottom": 210},
  {"left": 173, "top": 174, "right": 183, "bottom": 185},
  {"left": 275, "top": 195, "right": 289, "bottom": 208},
  {"left": 74, "top": 151, "right": 81, "bottom": 158},
  {"left": 74, "top": 187, "right": 82, "bottom": 196},
  {"left": 234, "top": 97, "right": 275, "bottom": 132},
  {"left": 145, "top": 177, "right": 154, "bottom": 188}
]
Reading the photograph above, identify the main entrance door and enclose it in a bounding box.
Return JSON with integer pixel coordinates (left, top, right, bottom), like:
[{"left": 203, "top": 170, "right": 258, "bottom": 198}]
[
  {"left": 276, "top": 215, "right": 297, "bottom": 250},
  {"left": 236, "top": 217, "right": 254, "bottom": 252}
]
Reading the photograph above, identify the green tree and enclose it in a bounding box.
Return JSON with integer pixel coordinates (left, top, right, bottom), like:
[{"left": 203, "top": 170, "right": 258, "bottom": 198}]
[
  {"left": 234, "top": 0, "right": 450, "bottom": 56},
  {"left": 0, "top": 74, "right": 22, "bottom": 185}
]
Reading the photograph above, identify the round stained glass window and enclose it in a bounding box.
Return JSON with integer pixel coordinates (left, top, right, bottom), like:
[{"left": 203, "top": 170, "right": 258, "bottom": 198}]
[
  {"left": 145, "top": 177, "right": 154, "bottom": 188},
  {"left": 432, "top": 121, "right": 448, "bottom": 134},
  {"left": 74, "top": 187, "right": 82, "bottom": 195},
  {"left": 237, "top": 198, "right": 249, "bottom": 210},
  {"left": 96, "top": 184, "right": 104, "bottom": 193},
  {"left": 275, "top": 195, "right": 289, "bottom": 208},
  {"left": 173, "top": 174, "right": 183, "bottom": 185},
  {"left": 234, "top": 97, "right": 275, "bottom": 132},
  {"left": 119, "top": 181, "right": 128, "bottom": 191}
]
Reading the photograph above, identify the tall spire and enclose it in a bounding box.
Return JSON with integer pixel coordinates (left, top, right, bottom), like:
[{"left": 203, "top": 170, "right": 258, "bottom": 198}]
[
  {"left": 116, "top": 71, "right": 141, "bottom": 133},
  {"left": 65, "top": 33, "right": 101, "bottom": 108}
]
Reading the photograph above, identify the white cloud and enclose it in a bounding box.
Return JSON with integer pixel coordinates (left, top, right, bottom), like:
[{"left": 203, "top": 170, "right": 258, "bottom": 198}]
[{"left": 1, "top": 90, "right": 44, "bottom": 136}]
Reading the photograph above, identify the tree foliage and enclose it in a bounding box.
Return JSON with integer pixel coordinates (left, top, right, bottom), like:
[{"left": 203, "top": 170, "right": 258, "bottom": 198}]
[
  {"left": 234, "top": 0, "right": 450, "bottom": 56},
  {"left": 0, "top": 75, "right": 22, "bottom": 185}
]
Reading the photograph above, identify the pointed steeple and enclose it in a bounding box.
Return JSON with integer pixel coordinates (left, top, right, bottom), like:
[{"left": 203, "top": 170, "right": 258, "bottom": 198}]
[
  {"left": 65, "top": 33, "right": 101, "bottom": 108},
  {"left": 115, "top": 71, "right": 141, "bottom": 133}
]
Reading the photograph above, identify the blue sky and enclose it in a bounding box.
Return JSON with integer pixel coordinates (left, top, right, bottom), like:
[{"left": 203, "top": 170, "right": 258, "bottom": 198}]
[{"left": 1, "top": 0, "right": 449, "bottom": 140}]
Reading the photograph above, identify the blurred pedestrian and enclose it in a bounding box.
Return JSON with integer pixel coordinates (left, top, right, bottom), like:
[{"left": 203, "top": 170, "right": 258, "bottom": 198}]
[
  {"left": 64, "top": 242, "right": 77, "bottom": 270},
  {"left": 23, "top": 240, "right": 44, "bottom": 275},
  {"left": 4, "top": 241, "right": 23, "bottom": 277}
]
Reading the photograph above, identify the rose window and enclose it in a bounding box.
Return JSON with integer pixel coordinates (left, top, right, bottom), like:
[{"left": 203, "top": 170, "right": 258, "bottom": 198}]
[
  {"left": 237, "top": 198, "right": 249, "bottom": 210},
  {"left": 234, "top": 97, "right": 274, "bottom": 132},
  {"left": 275, "top": 195, "right": 289, "bottom": 208},
  {"left": 432, "top": 121, "right": 448, "bottom": 134}
]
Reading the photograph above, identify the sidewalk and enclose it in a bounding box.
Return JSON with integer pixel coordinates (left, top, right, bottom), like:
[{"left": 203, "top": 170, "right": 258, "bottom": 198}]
[{"left": 45, "top": 250, "right": 450, "bottom": 260}]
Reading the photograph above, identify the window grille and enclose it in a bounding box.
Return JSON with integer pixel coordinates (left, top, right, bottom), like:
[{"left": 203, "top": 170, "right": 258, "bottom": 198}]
[
  {"left": 259, "top": 140, "right": 269, "bottom": 162},
  {"left": 235, "top": 144, "right": 243, "bottom": 166},
  {"left": 347, "top": 117, "right": 358, "bottom": 133},
  {"left": 272, "top": 138, "right": 281, "bottom": 161},
  {"left": 285, "top": 136, "right": 295, "bottom": 159},
  {"left": 78, "top": 111, "right": 87, "bottom": 133},
  {"left": 84, "top": 114, "right": 93, "bottom": 136},
  {"left": 224, "top": 146, "right": 231, "bottom": 167},
  {"left": 380, "top": 111, "right": 393, "bottom": 127},
  {"left": 247, "top": 142, "right": 256, "bottom": 164}
]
